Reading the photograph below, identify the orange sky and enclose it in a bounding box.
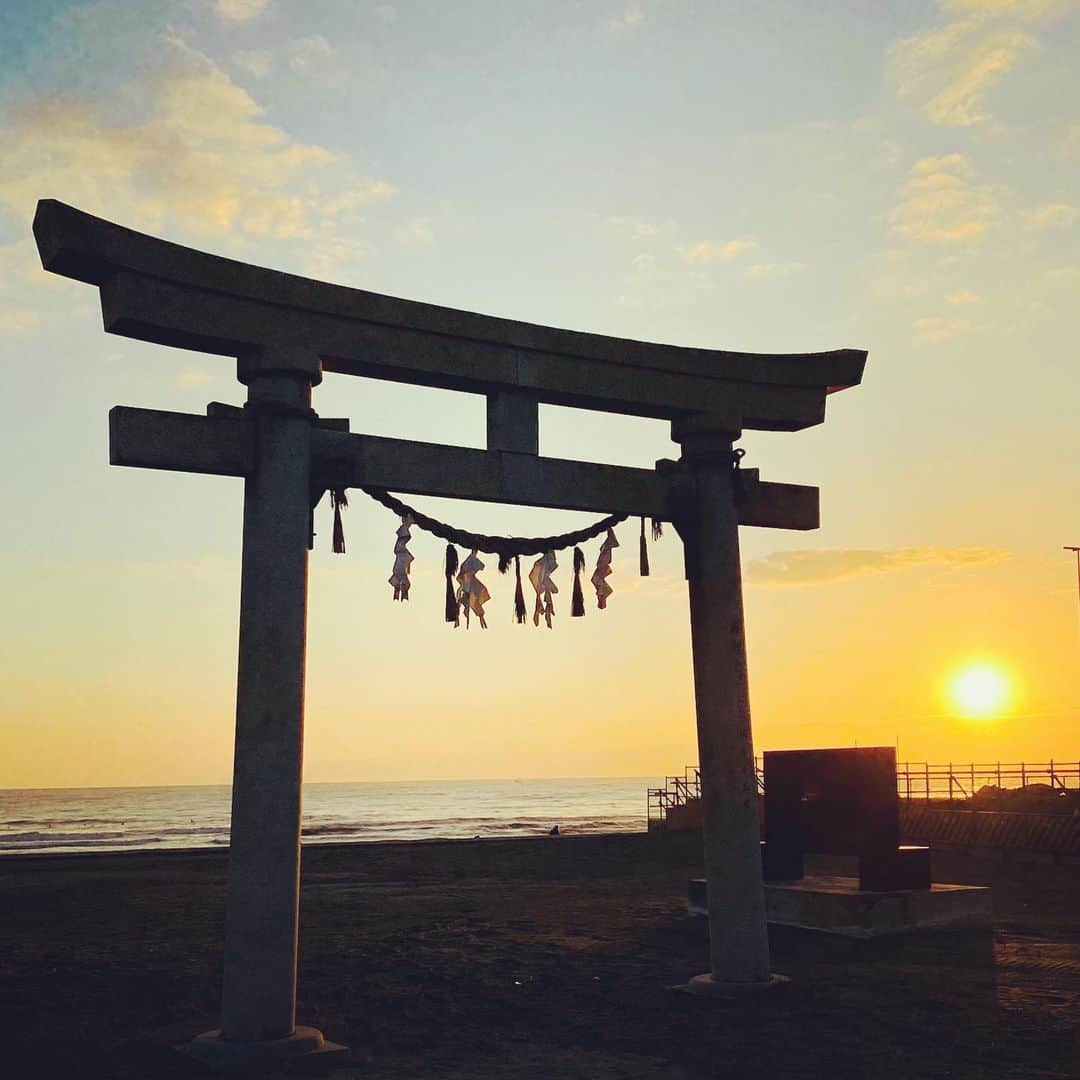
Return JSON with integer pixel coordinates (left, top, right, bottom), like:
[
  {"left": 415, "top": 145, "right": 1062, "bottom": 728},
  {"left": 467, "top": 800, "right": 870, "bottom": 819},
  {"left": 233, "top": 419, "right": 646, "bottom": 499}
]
[{"left": 1, "top": 0, "right": 1078, "bottom": 788}]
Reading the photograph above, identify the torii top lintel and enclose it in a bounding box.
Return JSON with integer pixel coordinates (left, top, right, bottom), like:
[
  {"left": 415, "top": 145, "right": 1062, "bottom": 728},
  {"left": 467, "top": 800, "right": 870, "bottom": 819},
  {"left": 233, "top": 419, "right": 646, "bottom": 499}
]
[{"left": 33, "top": 199, "right": 865, "bottom": 431}]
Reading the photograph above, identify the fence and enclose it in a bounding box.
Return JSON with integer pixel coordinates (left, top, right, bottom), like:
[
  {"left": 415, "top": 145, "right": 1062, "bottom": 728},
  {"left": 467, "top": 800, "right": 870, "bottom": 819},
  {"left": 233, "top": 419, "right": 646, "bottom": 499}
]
[
  {"left": 647, "top": 759, "right": 1080, "bottom": 829},
  {"left": 896, "top": 760, "right": 1080, "bottom": 801}
]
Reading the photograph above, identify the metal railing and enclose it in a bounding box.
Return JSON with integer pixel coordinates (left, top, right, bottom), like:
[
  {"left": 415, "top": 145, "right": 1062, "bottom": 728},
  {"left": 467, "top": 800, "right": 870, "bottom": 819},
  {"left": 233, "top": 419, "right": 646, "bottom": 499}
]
[
  {"left": 896, "top": 760, "right": 1080, "bottom": 801},
  {"left": 648, "top": 758, "right": 1080, "bottom": 828}
]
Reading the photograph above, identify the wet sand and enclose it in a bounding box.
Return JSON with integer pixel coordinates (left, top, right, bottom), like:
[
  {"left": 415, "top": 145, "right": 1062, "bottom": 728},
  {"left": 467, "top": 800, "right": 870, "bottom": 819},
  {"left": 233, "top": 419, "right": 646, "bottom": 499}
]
[{"left": 1, "top": 832, "right": 1077, "bottom": 1078}]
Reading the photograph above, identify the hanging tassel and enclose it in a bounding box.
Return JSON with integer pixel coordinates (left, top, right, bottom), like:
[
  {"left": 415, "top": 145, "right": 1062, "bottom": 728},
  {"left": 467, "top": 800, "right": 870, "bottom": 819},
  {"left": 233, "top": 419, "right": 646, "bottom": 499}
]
[
  {"left": 639, "top": 516, "right": 650, "bottom": 577},
  {"left": 592, "top": 528, "right": 618, "bottom": 609},
  {"left": 651, "top": 518, "right": 663, "bottom": 542},
  {"left": 571, "top": 546, "right": 585, "bottom": 617},
  {"left": 444, "top": 544, "right": 460, "bottom": 626},
  {"left": 388, "top": 514, "right": 414, "bottom": 600},
  {"left": 498, "top": 551, "right": 513, "bottom": 574},
  {"left": 513, "top": 556, "right": 527, "bottom": 624},
  {"left": 331, "top": 489, "right": 348, "bottom": 554}
]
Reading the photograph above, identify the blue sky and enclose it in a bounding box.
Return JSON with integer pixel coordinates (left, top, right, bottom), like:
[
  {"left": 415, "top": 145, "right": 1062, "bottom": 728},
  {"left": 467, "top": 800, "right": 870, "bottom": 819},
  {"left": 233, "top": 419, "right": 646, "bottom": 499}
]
[{"left": 0, "top": 0, "right": 1077, "bottom": 786}]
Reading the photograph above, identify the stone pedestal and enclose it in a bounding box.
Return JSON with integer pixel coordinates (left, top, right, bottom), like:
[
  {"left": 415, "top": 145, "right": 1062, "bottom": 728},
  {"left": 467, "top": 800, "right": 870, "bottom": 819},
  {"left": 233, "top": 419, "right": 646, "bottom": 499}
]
[
  {"left": 688, "top": 875, "right": 993, "bottom": 938},
  {"left": 181, "top": 1026, "right": 349, "bottom": 1073}
]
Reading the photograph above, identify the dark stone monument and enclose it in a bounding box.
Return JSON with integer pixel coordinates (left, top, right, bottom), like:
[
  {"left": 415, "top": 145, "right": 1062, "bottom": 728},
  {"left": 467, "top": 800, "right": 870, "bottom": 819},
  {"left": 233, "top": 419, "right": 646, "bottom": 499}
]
[{"left": 761, "top": 747, "right": 930, "bottom": 891}]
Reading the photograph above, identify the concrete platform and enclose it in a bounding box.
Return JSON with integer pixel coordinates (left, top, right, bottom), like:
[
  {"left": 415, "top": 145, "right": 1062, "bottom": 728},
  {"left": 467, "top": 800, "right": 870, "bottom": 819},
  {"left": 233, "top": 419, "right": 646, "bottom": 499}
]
[
  {"left": 179, "top": 1026, "right": 349, "bottom": 1074},
  {"left": 688, "top": 875, "right": 992, "bottom": 938}
]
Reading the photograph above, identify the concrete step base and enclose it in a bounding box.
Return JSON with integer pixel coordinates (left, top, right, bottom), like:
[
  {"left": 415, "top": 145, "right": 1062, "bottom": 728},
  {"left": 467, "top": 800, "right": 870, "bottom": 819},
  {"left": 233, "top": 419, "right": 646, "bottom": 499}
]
[
  {"left": 179, "top": 1025, "right": 349, "bottom": 1073},
  {"left": 689, "top": 875, "right": 992, "bottom": 938}
]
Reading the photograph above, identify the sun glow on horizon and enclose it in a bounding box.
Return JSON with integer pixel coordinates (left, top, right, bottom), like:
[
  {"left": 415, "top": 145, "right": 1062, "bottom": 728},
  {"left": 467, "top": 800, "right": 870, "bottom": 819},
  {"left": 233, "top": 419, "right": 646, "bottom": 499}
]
[{"left": 946, "top": 661, "right": 1014, "bottom": 720}]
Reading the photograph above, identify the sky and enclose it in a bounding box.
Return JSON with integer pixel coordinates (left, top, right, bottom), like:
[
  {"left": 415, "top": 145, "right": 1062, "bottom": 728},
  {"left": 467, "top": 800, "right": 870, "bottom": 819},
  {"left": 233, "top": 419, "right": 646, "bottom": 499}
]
[{"left": 0, "top": 0, "right": 1077, "bottom": 789}]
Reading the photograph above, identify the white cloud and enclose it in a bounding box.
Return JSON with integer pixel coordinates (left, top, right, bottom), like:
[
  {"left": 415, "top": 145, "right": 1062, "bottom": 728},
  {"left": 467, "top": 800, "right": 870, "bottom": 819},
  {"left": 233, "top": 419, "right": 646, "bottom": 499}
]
[
  {"left": 289, "top": 35, "right": 332, "bottom": 74},
  {"left": 0, "top": 35, "right": 393, "bottom": 259},
  {"left": 947, "top": 288, "right": 982, "bottom": 304},
  {"left": 234, "top": 49, "right": 272, "bottom": 78},
  {"left": 914, "top": 314, "right": 971, "bottom": 342},
  {"left": 216, "top": 0, "right": 269, "bottom": 23},
  {"left": 631, "top": 253, "right": 656, "bottom": 271},
  {"left": 924, "top": 30, "right": 1031, "bottom": 125},
  {"left": 889, "top": 154, "right": 999, "bottom": 242},
  {"left": 176, "top": 371, "right": 218, "bottom": 386},
  {"left": 746, "top": 546, "right": 1009, "bottom": 586},
  {"left": 945, "top": 0, "right": 1069, "bottom": 16},
  {"left": 1044, "top": 266, "right": 1080, "bottom": 288},
  {"left": 0, "top": 308, "right": 41, "bottom": 334},
  {"left": 1025, "top": 202, "right": 1078, "bottom": 228},
  {"left": 744, "top": 262, "right": 806, "bottom": 280},
  {"left": 679, "top": 239, "right": 756, "bottom": 263},
  {"left": 889, "top": 0, "right": 1067, "bottom": 127},
  {"left": 605, "top": 216, "right": 673, "bottom": 241},
  {"left": 374, "top": 4, "right": 398, "bottom": 22},
  {"left": 396, "top": 218, "right": 434, "bottom": 247},
  {"left": 605, "top": 6, "right": 645, "bottom": 31}
]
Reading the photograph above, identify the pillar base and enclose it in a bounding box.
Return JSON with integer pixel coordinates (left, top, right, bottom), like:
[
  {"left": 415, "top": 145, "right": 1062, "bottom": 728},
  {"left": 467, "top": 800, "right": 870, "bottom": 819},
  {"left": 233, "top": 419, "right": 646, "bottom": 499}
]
[
  {"left": 686, "top": 972, "right": 789, "bottom": 997},
  {"left": 179, "top": 1026, "right": 349, "bottom": 1073}
]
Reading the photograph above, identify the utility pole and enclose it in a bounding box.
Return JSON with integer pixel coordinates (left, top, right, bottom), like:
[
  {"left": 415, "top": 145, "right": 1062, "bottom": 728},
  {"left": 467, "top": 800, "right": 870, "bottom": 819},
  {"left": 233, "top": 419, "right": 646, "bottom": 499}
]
[{"left": 1066, "top": 546, "right": 1080, "bottom": 632}]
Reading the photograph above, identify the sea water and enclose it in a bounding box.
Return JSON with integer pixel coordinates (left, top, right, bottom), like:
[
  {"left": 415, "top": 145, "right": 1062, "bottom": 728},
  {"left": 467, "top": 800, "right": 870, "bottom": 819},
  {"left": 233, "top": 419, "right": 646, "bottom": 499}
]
[{"left": 0, "top": 777, "right": 660, "bottom": 855}]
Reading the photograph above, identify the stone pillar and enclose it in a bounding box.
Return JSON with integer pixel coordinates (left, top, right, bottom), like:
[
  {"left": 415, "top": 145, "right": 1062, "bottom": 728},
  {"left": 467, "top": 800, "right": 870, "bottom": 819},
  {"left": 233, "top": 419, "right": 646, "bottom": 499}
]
[
  {"left": 186, "top": 351, "right": 347, "bottom": 1068},
  {"left": 673, "top": 417, "right": 783, "bottom": 995}
]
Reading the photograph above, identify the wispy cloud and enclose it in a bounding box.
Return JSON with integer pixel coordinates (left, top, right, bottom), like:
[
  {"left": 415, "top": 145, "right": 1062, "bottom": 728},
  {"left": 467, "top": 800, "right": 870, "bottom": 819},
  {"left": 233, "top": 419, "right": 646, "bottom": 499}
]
[
  {"left": 396, "top": 218, "right": 434, "bottom": 247},
  {"left": 746, "top": 546, "right": 1010, "bottom": 587},
  {"left": 889, "top": 154, "right": 999, "bottom": 242},
  {"left": 605, "top": 5, "right": 645, "bottom": 32},
  {"left": 926, "top": 30, "right": 1031, "bottom": 126},
  {"left": 947, "top": 288, "right": 982, "bottom": 304},
  {"left": 605, "top": 216, "right": 673, "bottom": 241},
  {"left": 1025, "top": 202, "right": 1078, "bottom": 228},
  {"left": 945, "top": 0, "right": 1069, "bottom": 15},
  {"left": 0, "top": 34, "right": 394, "bottom": 280},
  {"left": 914, "top": 314, "right": 973, "bottom": 342},
  {"left": 233, "top": 49, "right": 272, "bottom": 78},
  {"left": 744, "top": 262, "right": 806, "bottom": 280},
  {"left": 289, "top": 35, "right": 332, "bottom": 75},
  {"left": 679, "top": 239, "right": 756, "bottom": 264},
  {"left": 175, "top": 371, "right": 218, "bottom": 386},
  {"left": 216, "top": 0, "right": 270, "bottom": 24},
  {"left": 889, "top": 0, "right": 1065, "bottom": 127}
]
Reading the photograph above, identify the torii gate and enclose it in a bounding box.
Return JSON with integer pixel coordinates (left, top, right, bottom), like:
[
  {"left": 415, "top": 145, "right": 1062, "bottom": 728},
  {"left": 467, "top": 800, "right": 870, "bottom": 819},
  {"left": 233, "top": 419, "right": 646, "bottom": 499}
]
[{"left": 33, "top": 199, "right": 866, "bottom": 1069}]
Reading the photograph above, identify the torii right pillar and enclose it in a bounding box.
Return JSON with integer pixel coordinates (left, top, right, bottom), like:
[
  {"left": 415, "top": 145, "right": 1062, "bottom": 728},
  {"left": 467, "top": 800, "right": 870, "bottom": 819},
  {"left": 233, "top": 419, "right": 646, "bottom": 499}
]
[{"left": 673, "top": 414, "right": 785, "bottom": 994}]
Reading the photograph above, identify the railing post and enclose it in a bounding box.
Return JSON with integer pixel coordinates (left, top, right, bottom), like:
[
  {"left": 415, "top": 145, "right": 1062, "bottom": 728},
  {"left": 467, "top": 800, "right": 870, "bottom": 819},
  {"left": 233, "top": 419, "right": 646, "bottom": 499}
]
[
  {"left": 1021, "top": 761, "right": 1026, "bottom": 788},
  {"left": 997, "top": 761, "right": 1001, "bottom": 788},
  {"left": 1050, "top": 760, "right": 1056, "bottom": 790},
  {"left": 925, "top": 761, "right": 930, "bottom": 802}
]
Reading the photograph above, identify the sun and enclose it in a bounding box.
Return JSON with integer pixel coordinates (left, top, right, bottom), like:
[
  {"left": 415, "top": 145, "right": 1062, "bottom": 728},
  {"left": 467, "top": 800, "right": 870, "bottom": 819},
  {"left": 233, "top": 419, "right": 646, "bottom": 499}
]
[{"left": 947, "top": 661, "right": 1012, "bottom": 719}]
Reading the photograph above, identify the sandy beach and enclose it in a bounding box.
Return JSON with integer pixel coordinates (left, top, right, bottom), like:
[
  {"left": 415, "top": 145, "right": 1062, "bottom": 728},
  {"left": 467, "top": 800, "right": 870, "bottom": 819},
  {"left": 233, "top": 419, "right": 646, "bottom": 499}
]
[{"left": 1, "top": 831, "right": 1077, "bottom": 1079}]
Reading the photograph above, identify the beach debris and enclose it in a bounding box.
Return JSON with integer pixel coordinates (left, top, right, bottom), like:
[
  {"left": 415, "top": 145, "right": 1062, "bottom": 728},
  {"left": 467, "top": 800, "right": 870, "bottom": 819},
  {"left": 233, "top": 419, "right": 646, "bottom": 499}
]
[{"left": 548, "top": 825, "right": 560, "bottom": 837}]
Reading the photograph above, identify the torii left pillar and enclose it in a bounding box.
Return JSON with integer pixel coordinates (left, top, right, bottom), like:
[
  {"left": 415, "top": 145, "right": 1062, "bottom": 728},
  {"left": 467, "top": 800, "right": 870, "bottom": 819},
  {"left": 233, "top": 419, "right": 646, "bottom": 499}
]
[{"left": 184, "top": 349, "right": 348, "bottom": 1071}]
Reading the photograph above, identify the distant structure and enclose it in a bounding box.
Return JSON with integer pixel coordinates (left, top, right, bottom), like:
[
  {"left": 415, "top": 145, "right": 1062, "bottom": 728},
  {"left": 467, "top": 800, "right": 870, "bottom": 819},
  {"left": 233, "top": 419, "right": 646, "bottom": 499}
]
[
  {"left": 1066, "top": 546, "right": 1080, "bottom": 631},
  {"left": 33, "top": 199, "right": 865, "bottom": 1067}
]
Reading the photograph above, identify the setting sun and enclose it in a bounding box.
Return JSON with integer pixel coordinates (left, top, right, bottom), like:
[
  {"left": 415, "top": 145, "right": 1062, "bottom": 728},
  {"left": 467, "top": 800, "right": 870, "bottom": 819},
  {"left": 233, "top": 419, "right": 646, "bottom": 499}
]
[{"left": 947, "top": 662, "right": 1013, "bottom": 720}]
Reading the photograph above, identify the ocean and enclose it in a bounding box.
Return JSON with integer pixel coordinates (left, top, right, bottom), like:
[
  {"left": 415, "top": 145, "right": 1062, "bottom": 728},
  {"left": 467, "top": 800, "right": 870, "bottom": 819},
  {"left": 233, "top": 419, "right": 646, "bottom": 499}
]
[{"left": 0, "top": 776, "right": 659, "bottom": 856}]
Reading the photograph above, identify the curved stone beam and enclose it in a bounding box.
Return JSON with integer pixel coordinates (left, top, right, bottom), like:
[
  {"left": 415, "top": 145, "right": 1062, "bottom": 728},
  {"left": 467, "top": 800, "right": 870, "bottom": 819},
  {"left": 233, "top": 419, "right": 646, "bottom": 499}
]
[{"left": 33, "top": 199, "right": 866, "bottom": 429}]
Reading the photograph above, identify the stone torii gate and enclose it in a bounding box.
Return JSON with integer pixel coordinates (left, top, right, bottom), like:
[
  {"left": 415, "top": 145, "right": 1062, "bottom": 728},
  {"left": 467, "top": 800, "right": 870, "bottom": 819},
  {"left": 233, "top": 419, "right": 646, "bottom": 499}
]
[{"left": 33, "top": 199, "right": 866, "bottom": 1069}]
